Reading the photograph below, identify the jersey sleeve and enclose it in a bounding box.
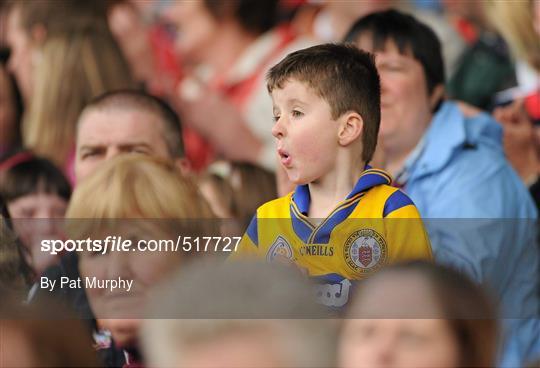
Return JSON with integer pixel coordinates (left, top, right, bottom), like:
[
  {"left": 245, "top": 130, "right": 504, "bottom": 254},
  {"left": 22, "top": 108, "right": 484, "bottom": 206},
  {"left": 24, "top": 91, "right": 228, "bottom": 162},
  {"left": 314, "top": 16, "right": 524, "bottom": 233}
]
[
  {"left": 383, "top": 190, "right": 433, "bottom": 261},
  {"left": 228, "top": 215, "right": 260, "bottom": 260}
]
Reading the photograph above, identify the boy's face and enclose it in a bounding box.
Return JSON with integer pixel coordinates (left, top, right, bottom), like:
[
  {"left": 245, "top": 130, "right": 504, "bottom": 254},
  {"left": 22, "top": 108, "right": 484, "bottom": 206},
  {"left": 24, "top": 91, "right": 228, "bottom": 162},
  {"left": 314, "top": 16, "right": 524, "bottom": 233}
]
[{"left": 271, "top": 79, "right": 340, "bottom": 185}]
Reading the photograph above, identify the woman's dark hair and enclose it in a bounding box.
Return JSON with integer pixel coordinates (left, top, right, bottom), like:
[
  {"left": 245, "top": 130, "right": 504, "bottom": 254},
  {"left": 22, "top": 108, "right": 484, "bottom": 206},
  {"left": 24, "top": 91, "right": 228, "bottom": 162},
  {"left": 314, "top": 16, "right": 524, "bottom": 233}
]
[
  {"left": 0, "top": 151, "right": 71, "bottom": 203},
  {"left": 348, "top": 261, "right": 498, "bottom": 368},
  {"left": 203, "top": 0, "right": 279, "bottom": 35}
]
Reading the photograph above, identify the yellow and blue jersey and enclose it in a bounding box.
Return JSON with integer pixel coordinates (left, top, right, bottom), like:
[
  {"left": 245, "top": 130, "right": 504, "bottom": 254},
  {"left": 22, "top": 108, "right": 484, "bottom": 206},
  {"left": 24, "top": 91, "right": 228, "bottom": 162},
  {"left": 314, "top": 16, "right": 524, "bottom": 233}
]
[{"left": 232, "top": 167, "right": 432, "bottom": 307}]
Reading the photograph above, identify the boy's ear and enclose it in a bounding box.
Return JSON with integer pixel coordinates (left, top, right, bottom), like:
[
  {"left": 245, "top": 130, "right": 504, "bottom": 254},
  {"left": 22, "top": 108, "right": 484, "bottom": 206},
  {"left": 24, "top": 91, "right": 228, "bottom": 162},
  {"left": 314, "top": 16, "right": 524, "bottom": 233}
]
[{"left": 338, "top": 112, "right": 363, "bottom": 146}]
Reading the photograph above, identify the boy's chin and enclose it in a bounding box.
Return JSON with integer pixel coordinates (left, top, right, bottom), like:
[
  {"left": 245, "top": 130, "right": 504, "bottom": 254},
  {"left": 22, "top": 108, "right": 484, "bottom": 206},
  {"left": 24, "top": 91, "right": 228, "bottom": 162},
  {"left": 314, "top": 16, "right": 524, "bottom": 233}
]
[
  {"left": 287, "top": 172, "right": 309, "bottom": 186},
  {"left": 286, "top": 174, "right": 310, "bottom": 187}
]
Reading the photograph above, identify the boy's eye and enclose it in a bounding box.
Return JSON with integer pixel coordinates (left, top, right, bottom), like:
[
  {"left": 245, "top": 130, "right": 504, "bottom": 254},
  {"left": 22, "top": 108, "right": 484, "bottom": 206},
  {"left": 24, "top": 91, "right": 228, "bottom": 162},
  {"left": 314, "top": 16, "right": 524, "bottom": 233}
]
[
  {"left": 292, "top": 110, "right": 303, "bottom": 118},
  {"left": 273, "top": 115, "right": 280, "bottom": 122}
]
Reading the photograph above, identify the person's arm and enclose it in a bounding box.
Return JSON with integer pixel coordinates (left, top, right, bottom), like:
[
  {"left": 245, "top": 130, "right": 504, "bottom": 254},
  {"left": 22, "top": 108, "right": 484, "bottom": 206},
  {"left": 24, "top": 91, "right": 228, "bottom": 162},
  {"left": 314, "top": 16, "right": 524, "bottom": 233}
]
[
  {"left": 494, "top": 99, "right": 540, "bottom": 185},
  {"left": 422, "top": 178, "right": 539, "bottom": 317},
  {"left": 174, "top": 80, "right": 264, "bottom": 164}
]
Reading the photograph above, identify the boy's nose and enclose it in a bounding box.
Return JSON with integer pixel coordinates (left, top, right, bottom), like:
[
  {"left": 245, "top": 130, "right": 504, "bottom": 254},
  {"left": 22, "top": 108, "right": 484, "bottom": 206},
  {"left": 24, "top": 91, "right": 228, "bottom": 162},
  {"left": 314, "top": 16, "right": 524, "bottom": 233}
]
[{"left": 272, "top": 118, "right": 285, "bottom": 138}]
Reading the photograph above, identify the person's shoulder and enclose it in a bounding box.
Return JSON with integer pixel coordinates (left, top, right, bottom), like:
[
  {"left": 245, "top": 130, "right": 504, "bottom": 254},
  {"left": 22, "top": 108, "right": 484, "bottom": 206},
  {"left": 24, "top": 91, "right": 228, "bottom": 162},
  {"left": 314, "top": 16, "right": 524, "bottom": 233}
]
[
  {"left": 379, "top": 185, "right": 418, "bottom": 217},
  {"left": 419, "top": 150, "right": 536, "bottom": 217},
  {"left": 361, "top": 185, "right": 419, "bottom": 218}
]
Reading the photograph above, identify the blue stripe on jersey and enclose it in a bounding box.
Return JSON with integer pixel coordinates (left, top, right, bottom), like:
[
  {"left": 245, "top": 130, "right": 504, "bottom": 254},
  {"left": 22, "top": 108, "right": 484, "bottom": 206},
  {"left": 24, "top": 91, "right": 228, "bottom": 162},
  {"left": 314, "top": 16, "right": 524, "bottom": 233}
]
[
  {"left": 348, "top": 172, "right": 391, "bottom": 198},
  {"left": 293, "top": 184, "right": 311, "bottom": 214},
  {"left": 383, "top": 190, "right": 414, "bottom": 217},
  {"left": 312, "top": 195, "right": 363, "bottom": 244},
  {"left": 291, "top": 203, "right": 314, "bottom": 243},
  {"left": 246, "top": 215, "right": 259, "bottom": 246}
]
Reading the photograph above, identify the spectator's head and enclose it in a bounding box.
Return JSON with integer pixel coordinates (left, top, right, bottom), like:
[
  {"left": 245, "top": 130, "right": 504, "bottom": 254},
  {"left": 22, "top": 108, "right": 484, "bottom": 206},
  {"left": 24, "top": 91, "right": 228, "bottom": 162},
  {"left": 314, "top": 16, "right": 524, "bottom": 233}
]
[
  {"left": 345, "top": 10, "right": 445, "bottom": 169},
  {"left": 67, "top": 155, "right": 212, "bottom": 348},
  {"left": 107, "top": 0, "right": 153, "bottom": 83},
  {"left": 23, "top": 24, "right": 133, "bottom": 167},
  {"left": 0, "top": 50, "right": 23, "bottom": 153},
  {"left": 0, "top": 151, "right": 70, "bottom": 276},
  {"left": 143, "top": 261, "right": 336, "bottom": 368},
  {"left": 75, "top": 90, "right": 187, "bottom": 181},
  {"left": 199, "top": 162, "right": 276, "bottom": 221},
  {"left": 339, "top": 261, "right": 498, "bottom": 368},
  {"left": 199, "top": 171, "right": 235, "bottom": 218},
  {"left": 229, "top": 162, "right": 277, "bottom": 223},
  {"left": 267, "top": 43, "right": 380, "bottom": 184},
  {"left": 162, "top": 0, "right": 279, "bottom": 64},
  {"left": 4, "top": 0, "right": 108, "bottom": 102}
]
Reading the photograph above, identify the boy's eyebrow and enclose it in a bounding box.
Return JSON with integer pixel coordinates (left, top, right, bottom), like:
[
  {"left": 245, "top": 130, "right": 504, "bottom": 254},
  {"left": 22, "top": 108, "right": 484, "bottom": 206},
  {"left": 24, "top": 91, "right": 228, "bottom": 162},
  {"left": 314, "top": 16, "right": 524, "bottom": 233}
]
[
  {"left": 271, "top": 98, "right": 308, "bottom": 114},
  {"left": 288, "top": 98, "right": 307, "bottom": 106}
]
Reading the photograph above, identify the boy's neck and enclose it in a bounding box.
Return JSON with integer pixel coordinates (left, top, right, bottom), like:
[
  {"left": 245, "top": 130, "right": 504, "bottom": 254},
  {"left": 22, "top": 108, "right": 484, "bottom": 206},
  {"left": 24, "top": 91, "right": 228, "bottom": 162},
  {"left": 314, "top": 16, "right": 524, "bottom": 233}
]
[{"left": 307, "top": 158, "right": 366, "bottom": 220}]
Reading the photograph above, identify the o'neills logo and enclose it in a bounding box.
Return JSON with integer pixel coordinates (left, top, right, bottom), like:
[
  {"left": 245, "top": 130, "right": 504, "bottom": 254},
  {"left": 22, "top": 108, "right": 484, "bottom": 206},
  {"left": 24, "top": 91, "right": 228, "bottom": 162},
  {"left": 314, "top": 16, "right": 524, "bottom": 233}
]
[
  {"left": 344, "top": 229, "right": 387, "bottom": 273},
  {"left": 299, "top": 244, "right": 334, "bottom": 257}
]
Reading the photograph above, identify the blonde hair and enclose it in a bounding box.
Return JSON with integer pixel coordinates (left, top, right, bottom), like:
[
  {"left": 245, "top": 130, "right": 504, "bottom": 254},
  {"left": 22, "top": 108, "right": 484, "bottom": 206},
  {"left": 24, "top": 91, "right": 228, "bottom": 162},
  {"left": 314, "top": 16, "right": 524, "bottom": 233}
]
[
  {"left": 23, "top": 24, "right": 134, "bottom": 166},
  {"left": 66, "top": 155, "right": 213, "bottom": 219},
  {"left": 485, "top": 0, "right": 540, "bottom": 72}
]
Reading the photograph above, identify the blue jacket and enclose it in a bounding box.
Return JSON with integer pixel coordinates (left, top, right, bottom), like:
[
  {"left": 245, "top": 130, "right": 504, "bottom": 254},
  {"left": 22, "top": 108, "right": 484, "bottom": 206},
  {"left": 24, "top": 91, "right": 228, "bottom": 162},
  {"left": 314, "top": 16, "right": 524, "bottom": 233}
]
[{"left": 402, "top": 101, "right": 539, "bottom": 366}]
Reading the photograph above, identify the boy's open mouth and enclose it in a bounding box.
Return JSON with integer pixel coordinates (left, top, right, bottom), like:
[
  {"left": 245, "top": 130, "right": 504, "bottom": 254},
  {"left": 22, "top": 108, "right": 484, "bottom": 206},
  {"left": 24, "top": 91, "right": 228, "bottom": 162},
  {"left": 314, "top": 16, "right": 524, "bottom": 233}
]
[{"left": 278, "top": 148, "right": 292, "bottom": 167}]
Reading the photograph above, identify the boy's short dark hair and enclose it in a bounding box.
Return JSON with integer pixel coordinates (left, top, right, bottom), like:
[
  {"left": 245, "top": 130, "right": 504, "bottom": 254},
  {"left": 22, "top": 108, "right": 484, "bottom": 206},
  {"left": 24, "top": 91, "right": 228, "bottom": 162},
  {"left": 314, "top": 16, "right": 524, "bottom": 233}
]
[
  {"left": 267, "top": 43, "right": 381, "bottom": 163},
  {"left": 345, "top": 10, "right": 445, "bottom": 107},
  {"left": 80, "top": 90, "right": 184, "bottom": 158}
]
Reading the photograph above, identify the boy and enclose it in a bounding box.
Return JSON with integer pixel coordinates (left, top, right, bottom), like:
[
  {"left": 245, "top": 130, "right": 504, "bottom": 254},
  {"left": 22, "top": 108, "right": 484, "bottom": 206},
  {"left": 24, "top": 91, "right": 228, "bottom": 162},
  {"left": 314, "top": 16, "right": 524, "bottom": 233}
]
[{"left": 233, "top": 44, "right": 432, "bottom": 307}]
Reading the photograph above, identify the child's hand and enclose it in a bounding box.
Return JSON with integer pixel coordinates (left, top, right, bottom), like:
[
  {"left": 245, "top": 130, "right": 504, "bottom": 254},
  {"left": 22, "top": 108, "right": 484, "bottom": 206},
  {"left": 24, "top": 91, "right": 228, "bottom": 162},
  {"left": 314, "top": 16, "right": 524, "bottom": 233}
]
[{"left": 493, "top": 99, "right": 540, "bottom": 184}]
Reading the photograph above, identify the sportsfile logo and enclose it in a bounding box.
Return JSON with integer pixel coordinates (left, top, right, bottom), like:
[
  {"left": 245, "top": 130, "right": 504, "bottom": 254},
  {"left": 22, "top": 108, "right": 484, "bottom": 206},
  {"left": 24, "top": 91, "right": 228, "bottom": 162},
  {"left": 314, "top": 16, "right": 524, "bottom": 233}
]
[{"left": 40, "top": 236, "right": 242, "bottom": 255}]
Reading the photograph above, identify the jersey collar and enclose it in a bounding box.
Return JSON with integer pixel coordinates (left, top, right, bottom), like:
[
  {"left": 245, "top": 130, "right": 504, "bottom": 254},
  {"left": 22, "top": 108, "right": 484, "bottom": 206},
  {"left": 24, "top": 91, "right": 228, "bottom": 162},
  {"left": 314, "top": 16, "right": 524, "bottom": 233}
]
[
  {"left": 292, "top": 166, "right": 392, "bottom": 216},
  {"left": 290, "top": 166, "right": 392, "bottom": 244}
]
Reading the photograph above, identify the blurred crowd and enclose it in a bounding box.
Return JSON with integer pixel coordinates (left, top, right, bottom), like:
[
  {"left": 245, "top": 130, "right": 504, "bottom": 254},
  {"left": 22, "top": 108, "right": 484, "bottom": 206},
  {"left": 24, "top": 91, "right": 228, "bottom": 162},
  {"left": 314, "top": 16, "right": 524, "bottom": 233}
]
[{"left": 0, "top": 0, "right": 539, "bottom": 367}]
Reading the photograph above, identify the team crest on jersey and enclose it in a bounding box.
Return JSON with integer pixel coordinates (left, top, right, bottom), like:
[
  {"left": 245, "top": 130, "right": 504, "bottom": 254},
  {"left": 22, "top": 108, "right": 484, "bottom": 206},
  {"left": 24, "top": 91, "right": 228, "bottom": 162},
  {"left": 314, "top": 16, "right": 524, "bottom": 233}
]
[
  {"left": 267, "top": 235, "right": 294, "bottom": 263},
  {"left": 344, "top": 229, "right": 387, "bottom": 273}
]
